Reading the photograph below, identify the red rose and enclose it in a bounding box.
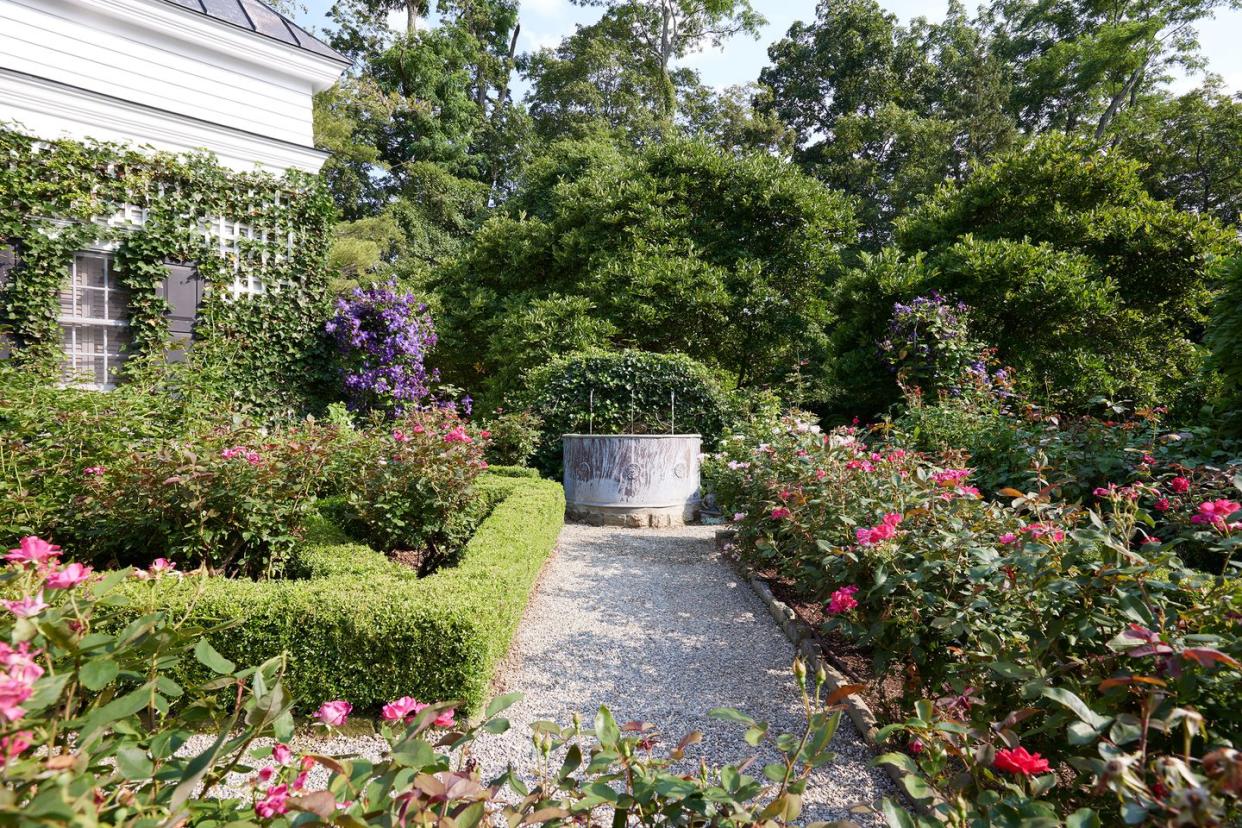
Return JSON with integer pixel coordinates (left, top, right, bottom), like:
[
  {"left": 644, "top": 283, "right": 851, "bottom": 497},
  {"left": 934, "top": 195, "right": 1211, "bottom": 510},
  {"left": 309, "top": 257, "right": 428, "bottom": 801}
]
[{"left": 993, "top": 746, "right": 1050, "bottom": 776}]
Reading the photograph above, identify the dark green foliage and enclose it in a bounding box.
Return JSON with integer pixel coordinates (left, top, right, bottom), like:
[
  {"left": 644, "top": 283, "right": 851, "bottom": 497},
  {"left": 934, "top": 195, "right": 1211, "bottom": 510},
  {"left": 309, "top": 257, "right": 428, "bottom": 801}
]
[
  {"left": 1208, "top": 258, "right": 1242, "bottom": 433},
  {"left": 826, "top": 135, "right": 1238, "bottom": 417},
  {"left": 760, "top": 0, "right": 1017, "bottom": 246},
  {"left": 1114, "top": 83, "right": 1242, "bottom": 227},
  {"left": 127, "top": 474, "right": 564, "bottom": 713},
  {"left": 520, "top": 350, "right": 730, "bottom": 476},
  {"left": 437, "top": 138, "right": 857, "bottom": 403},
  {"left": 0, "top": 129, "right": 335, "bottom": 414},
  {"left": 481, "top": 409, "right": 543, "bottom": 467}
]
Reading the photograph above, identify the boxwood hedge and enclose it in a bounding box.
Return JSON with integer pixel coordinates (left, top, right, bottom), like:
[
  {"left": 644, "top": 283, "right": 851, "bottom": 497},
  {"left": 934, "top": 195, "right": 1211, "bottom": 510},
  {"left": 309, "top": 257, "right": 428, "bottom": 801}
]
[{"left": 129, "top": 474, "right": 564, "bottom": 713}]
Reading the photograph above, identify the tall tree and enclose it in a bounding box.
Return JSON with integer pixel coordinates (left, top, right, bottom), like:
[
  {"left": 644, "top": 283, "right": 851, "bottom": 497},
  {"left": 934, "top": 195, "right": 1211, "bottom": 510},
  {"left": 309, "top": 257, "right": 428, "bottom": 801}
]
[
  {"left": 981, "top": 0, "right": 1237, "bottom": 139},
  {"left": 569, "top": 0, "right": 765, "bottom": 117},
  {"left": 1113, "top": 82, "right": 1242, "bottom": 225},
  {"left": 760, "top": 0, "right": 1016, "bottom": 245},
  {"left": 523, "top": 15, "right": 675, "bottom": 145}
]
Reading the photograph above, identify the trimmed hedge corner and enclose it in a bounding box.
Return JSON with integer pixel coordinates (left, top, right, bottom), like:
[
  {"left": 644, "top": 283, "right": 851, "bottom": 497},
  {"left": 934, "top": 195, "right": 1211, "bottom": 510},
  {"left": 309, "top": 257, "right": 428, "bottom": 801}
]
[{"left": 130, "top": 474, "right": 564, "bottom": 713}]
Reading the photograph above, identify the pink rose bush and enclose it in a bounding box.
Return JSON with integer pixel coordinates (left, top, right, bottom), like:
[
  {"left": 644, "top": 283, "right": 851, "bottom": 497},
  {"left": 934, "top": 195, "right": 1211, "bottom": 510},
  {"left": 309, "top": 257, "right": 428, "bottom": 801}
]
[
  {"left": 708, "top": 414, "right": 1242, "bottom": 826},
  {"left": 342, "top": 409, "right": 488, "bottom": 556}
]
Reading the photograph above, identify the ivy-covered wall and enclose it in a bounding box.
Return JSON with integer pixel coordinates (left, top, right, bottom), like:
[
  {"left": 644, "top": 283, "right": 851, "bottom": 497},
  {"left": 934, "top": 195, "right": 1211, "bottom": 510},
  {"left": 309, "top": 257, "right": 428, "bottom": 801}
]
[{"left": 0, "top": 128, "right": 336, "bottom": 412}]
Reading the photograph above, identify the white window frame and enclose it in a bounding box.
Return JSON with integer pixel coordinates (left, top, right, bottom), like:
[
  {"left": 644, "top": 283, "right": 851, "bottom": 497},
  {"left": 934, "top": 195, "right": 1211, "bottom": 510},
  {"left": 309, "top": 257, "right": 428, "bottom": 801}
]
[{"left": 59, "top": 250, "right": 130, "bottom": 391}]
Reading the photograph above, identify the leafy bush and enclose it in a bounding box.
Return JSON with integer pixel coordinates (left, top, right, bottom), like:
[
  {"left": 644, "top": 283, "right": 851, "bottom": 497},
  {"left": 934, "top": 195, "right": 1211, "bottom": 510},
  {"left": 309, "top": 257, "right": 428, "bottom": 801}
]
[
  {"left": 67, "top": 424, "right": 335, "bottom": 579},
  {"left": 132, "top": 474, "right": 564, "bottom": 712},
  {"left": 711, "top": 416, "right": 1242, "bottom": 824},
  {"left": 435, "top": 137, "right": 857, "bottom": 403},
  {"left": 0, "top": 536, "right": 300, "bottom": 825},
  {"left": 520, "top": 349, "right": 731, "bottom": 476},
  {"left": 339, "top": 410, "right": 488, "bottom": 559},
  {"left": 480, "top": 408, "right": 542, "bottom": 467},
  {"left": 878, "top": 292, "right": 991, "bottom": 397},
  {"left": 325, "top": 281, "right": 440, "bottom": 415},
  {"left": 1208, "top": 257, "right": 1242, "bottom": 432},
  {"left": 826, "top": 136, "right": 1239, "bottom": 417}
]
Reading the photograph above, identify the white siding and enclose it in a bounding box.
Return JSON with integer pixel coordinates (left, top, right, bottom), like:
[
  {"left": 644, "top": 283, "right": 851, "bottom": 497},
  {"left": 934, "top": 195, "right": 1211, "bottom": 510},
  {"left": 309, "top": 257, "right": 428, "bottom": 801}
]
[
  {"left": 0, "top": 0, "right": 346, "bottom": 173},
  {"left": 2, "top": 0, "right": 312, "bottom": 145}
]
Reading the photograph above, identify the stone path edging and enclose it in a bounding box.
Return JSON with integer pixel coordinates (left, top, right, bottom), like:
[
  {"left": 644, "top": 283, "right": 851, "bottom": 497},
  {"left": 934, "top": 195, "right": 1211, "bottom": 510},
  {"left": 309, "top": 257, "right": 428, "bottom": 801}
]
[{"left": 714, "top": 529, "right": 931, "bottom": 817}]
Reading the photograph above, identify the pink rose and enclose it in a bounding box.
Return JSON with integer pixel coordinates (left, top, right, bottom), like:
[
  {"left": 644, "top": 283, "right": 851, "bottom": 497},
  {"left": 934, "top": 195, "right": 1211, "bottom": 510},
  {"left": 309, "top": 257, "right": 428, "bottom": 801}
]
[
  {"left": 3, "top": 594, "right": 48, "bottom": 619},
  {"left": 315, "top": 700, "right": 352, "bottom": 727},
  {"left": 381, "top": 696, "right": 427, "bottom": 723},
  {"left": 255, "top": 784, "right": 290, "bottom": 818},
  {"left": 0, "top": 643, "right": 44, "bottom": 684},
  {"left": 0, "top": 679, "right": 33, "bottom": 722},
  {"left": 45, "top": 562, "right": 92, "bottom": 590},
  {"left": 1154, "top": 498, "right": 1171, "bottom": 512},
  {"left": 1169, "top": 477, "right": 1190, "bottom": 494},
  {"left": 257, "top": 766, "right": 275, "bottom": 783},
  {"left": 0, "top": 730, "right": 32, "bottom": 766},
  {"left": 770, "top": 506, "right": 791, "bottom": 520},
  {"left": 827, "top": 585, "right": 859, "bottom": 615},
  {"left": 434, "top": 708, "right": 457, "bottom": 729},
  {"left": 5, "top": 537, "right": 61, "bottom": 566},
  {"left": 272, "top": 743, "right": 293, "bottom": 765},
  {"left": 998, "top": 533, "right": 1018, "bottom": 545}
]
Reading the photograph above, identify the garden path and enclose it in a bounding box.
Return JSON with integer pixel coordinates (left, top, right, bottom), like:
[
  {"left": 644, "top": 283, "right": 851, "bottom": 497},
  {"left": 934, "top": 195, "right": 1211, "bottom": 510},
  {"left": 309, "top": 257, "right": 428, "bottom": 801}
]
[{"left": 471, "top": 523, "right": 894, "bottom": 825}]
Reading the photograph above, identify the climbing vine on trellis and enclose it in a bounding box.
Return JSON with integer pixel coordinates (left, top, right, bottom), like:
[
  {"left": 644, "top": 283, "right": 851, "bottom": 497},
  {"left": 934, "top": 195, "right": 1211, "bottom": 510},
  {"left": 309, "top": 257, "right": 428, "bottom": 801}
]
[{"left": 0, "top": 128, "right": 336, "bottom": 412}]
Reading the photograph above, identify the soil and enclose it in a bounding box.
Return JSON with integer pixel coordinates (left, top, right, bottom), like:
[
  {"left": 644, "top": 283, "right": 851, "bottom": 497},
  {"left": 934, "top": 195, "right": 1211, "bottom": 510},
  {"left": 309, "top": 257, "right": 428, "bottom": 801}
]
[
  {"left": 388, "top": 548, "right": 426, "bottom": 572},
  {"left": 743, "top": 560, "right": 912, "bottom": 723}
]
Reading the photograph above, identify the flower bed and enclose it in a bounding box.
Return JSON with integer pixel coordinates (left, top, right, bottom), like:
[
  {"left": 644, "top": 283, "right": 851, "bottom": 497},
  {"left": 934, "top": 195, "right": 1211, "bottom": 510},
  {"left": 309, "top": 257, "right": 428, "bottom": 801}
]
[
  {"left": 122, "top": 473, "right": 564, "bottom": 713},
  {"left": 708, "top": 416, "right": 1242, "bottom": 825}
]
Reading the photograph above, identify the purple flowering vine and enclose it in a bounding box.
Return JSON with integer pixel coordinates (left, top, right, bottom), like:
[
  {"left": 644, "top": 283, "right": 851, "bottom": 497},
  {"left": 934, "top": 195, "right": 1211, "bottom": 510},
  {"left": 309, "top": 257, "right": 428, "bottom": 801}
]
[{"left": 326, "top": 282, "right": 440, "bottom": 415}]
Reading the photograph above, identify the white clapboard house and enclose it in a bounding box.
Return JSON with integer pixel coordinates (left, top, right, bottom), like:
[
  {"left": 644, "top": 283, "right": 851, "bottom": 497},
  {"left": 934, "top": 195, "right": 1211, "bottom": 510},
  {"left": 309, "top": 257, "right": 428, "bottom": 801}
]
[{"left": 0, "top": 0, "right": 349, "bottom": 387}]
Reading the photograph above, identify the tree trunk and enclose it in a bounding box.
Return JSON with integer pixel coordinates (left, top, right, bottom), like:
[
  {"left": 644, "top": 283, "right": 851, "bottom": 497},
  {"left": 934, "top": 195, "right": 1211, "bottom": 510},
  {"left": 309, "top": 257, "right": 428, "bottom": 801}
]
[
  {"left": 407, "top": 0, "right": 418, "bottom": 34},
  {"left": 1095, "top": 62, "right": 1146, "bottom": 141},
  {"left": 658, "top": 0, "right": 675, "bottom": 118}
]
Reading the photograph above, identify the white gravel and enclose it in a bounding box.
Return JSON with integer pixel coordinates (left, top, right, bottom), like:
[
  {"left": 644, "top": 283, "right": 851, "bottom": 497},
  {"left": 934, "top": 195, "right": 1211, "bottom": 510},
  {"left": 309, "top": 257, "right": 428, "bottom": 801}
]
[
  {"left": 470, "top": 523, "right": 893, "bottom": 825},
  {"left": 187, "top": 523, "right": 893, "bottom": 824}
]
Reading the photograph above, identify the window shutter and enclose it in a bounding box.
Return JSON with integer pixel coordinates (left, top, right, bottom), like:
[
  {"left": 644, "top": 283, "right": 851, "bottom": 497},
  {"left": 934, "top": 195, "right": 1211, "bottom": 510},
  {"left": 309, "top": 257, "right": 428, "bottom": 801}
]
[{"left": 161, "top": 262, "right": 201, "bottom": 362}]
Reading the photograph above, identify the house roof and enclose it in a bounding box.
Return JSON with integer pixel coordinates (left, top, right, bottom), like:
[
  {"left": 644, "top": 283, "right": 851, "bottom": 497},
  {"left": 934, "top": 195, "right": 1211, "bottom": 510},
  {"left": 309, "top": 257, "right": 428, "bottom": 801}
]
[{"left": 160, "top": 0, "right": 352, "bottom": 65}]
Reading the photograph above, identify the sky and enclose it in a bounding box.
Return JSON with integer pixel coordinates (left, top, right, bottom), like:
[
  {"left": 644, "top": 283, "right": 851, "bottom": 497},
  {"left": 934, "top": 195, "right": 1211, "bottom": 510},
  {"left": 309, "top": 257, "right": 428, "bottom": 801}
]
[{"left": 295, "top": 0, "right": 1242, "bottom": 96}]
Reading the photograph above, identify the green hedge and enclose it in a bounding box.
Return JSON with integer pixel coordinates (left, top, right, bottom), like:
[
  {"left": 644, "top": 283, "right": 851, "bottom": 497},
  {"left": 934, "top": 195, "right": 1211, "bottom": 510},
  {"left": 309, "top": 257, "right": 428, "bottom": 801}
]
[
  {"left": 130, "top": 474, "right": 564, "bottom": 713},
  {"left": 482, "top": 464, "right": 540, "bottom": 479}
]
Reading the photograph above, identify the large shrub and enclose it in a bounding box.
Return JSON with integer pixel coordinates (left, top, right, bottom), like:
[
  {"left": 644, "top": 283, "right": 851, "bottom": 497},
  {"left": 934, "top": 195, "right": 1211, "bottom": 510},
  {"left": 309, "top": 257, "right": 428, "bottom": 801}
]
[
  {"left": 826, "top": 136, "right": 1239, "bottom": 417},
  {"left": 1208, "top": 257, "right": 1242, "bottom": 432},
  {"left": 710, "top": 416, "right": 1242, "bottom": 825},
  {"left": 520, "top": 350, "right": 731, "bottom": 476},
  {"left": 434, "top": 137, "right": 857, "bottom": 404}
]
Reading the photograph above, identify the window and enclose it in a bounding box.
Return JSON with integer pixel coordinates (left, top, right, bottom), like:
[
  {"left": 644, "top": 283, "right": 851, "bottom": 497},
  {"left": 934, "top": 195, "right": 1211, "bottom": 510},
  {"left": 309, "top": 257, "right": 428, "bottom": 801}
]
[{"left": 59, "top": 252, "right": 130, "bottom": 390}]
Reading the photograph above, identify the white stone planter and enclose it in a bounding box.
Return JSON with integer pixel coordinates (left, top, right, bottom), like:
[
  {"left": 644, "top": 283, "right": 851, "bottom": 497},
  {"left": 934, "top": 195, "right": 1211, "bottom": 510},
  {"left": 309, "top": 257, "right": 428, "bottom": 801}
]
[{"left": 561, "top": 434, "right": 701, "bottom": 527}]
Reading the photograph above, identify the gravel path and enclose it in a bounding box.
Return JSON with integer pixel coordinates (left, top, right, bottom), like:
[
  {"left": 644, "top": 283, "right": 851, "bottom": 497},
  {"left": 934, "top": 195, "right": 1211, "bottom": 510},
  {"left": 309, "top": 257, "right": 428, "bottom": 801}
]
[
  {"left": 189, "top": 524, "right": 893, "bottom": 823},
  {"left": 470, "top": 523, "right": 893, "bottom": 825}
]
